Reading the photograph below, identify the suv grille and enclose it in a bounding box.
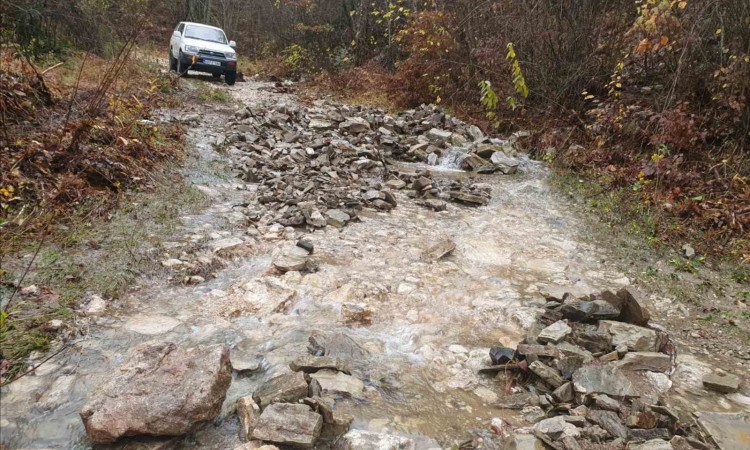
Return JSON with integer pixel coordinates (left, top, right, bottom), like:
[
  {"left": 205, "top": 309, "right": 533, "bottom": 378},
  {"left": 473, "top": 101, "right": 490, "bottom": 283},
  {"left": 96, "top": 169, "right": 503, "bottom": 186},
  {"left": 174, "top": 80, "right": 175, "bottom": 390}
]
[{"left": 199, "top": 50, "right": 225, "bottom": 58}]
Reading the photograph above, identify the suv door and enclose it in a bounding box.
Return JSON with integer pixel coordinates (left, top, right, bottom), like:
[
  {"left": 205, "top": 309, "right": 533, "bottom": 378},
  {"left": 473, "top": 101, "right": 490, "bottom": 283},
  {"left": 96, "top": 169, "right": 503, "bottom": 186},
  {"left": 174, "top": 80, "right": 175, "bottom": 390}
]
[{"left": 170, "top": 23, "right": 184, "bottom": 58}]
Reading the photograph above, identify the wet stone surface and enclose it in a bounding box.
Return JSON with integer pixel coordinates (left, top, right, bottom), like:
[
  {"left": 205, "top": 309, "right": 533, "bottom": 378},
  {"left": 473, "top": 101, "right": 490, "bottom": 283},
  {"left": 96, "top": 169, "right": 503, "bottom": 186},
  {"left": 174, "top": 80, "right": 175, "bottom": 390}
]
[{"left": 1, "top": 79, "right": 748, "bottom": 450}]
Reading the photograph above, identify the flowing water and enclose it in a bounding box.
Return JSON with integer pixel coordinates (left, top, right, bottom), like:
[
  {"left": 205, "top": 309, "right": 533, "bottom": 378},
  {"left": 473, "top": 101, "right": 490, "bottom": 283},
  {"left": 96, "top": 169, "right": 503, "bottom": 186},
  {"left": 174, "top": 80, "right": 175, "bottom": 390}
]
[
  {"left": 436, "top": 147, "right": 469, "bottom": 171},
  {"left": 1, "top": 80, "right": 748, "bottom": 450}
]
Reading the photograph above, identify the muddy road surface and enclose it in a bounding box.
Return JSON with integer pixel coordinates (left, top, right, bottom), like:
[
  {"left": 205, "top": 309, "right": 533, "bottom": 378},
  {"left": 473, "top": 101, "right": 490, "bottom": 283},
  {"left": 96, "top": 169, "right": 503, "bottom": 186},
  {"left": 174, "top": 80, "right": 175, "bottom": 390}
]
[{"left": 1, "top": 77, "right": 748, "bottom": 450}]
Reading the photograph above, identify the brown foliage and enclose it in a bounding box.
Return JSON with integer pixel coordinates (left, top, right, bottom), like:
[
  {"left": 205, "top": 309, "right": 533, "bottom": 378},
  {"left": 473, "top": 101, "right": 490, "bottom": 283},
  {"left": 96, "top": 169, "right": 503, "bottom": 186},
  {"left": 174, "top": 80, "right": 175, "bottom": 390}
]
[{"left": 0, "top": 50, "right": 183, "bottom": 237}]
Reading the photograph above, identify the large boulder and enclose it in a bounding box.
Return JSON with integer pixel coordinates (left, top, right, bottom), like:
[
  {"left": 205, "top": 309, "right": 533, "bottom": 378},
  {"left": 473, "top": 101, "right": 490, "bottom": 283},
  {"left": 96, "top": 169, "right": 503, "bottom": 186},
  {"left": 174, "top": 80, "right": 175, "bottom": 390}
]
[{"left": 80, "top": 341, "right": 231, "bottom": 444}]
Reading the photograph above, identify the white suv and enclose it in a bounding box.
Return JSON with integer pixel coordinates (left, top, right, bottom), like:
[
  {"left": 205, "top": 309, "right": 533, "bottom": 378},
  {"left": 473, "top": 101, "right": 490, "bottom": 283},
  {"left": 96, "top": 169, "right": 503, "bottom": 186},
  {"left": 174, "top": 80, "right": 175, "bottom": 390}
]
[{"left": 169, "top": 22, "right": 238, "bottom": 85}]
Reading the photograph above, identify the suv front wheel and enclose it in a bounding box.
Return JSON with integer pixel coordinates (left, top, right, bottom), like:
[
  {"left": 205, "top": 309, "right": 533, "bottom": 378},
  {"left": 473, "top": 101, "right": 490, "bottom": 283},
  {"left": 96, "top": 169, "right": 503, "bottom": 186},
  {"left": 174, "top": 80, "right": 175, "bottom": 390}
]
[
  {"left": 176, "top": 51, "right": 188, "bottom": 75},
  {"left": 169, "top": 50, "right": 177, "bottom": 72},
  {"left": 225, "top": 71, "right": 236, "bottom": 86}
]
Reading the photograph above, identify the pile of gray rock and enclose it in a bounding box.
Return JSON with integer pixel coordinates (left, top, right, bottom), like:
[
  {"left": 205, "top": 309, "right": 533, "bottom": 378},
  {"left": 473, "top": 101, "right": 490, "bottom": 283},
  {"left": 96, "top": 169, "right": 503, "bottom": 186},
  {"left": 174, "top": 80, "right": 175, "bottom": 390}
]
[
  {"left": 223, "top": 102, "right": 522, "bottom": 228},
  {"left": 77, "top": 335, "right": 418, "bottom": 449},
  {"left": 486, "top": 289, "right": 715, "bottom": 450},
  {"left": 232, "top": 335, "right": 415, "bottom": 450}
]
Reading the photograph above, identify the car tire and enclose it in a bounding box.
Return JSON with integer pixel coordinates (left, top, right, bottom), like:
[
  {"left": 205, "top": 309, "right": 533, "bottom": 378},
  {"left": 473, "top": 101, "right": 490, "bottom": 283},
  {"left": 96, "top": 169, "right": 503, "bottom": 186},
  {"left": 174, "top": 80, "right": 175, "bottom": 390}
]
[
  {"left": 177, "top": 51, "right": 186, "bottom": 75},
  {"left": 225, "top": 71, "right": 236, "bottom": 86},
  {"left": 169, "top": 51, "right": 176, "bottom": 72}
]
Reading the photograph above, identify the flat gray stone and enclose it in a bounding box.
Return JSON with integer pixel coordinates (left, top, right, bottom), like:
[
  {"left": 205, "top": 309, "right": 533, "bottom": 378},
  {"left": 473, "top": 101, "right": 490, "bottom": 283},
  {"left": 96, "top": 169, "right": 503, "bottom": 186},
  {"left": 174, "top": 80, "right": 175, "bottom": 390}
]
[
  {"left": 572, "top": 365, "right": 637, "bottom": 398},
  {"left": 325, "top": 209, "right": 350, "bottom": 228},
  {"left": 615, "top": 352, "right": 671, "bottom": 373},
  {"left": 460, "top": 153, "right": 493, "bottom": 172},
  {"left": 339, "top": 117, "right": 371, "bottom": 133},
  {"left": 552, "top": 382, "right": 574, "bottom": 403},
  {"left": 490, "top": 151, "right": 520, "bottom": 174},
  {"left": 695, "top": 411, "right": 750, "bottom": 450},
  {"left": 307, "top": 210, "right": 327, "bottom": 228},
  {"left": 426, "top": 128, "right": 452, "bottom": 143},
  {"left": 559, "top": 300, "right": 619, "bottom": 322},
  {"left": 308, "top": 333, "right": 369, "bottom": 362},
  {"left": 451, "top": 133, "right": 468, "bottom": 146},
  {"left": 599, "top": 320, "right": 658, "bottom": 352},
  {"left": 253, "top": 372, "right": 309, "bottom": 408},
  {"left": 703, "top": 373, "right": 740, "bottom": 393},
  {"left": 529, "top": 361, "right": 566, "bottom": 388},
  {"left": 335, "top": 430, "right": 415, "bottom": 450},
  {"left": 569, "top": 327, "right": 613, "bottom": 353},
  {"left": 309, "top": 119, "right": 334, "bottom": 130},
  {"left": 521, "top": 406, "right": 547, "bottom": 423},
  {"left": 626, "top": 439, "right": 672, "bottom": 450},
  {"left": 503, "top": 434, "right": 546, "bottom": 449},
  {"left": 251, "top": 403, "right": 322, "bottom": 449},
  {"left": 231, "top": 341, "right": 261, "bottom": 373},
  {"left": 593, "top": 394, "right": 622, "bottom": 412},
  {"left": 421, "top": 199, "right": 447, "bottom": 212},
  {"left": 538, "top": 320, "right": 572, "bottom": 344},
  {"left": 467, "top": 125, "right": 484, "bottom": 142},
  {"left": 211, "top": 237, "right": 244, "bottom": 254},
  {"left": 422, "top": 239, "right": 456, "bottom": 261},
  {"left": 289, "top": 355, "right": 349, "bottom": 374},
  {"left": 309, "top": 370, "right": 364, "bottom": 398},
  {"left": 557, "top": 356, "right": 585, "bottom": 380},
  {"left": 124, "top": 315, "right": 181, "bottom": 335},
  {"left": 601, "top": 289, "right": 651, "bottom": 326},
  {"left": 533, "top": 416, "right": 581, "bottom": 440},
  {"left": 588, "top": 409, "right": 630, "bottom": 440},
  {"left": 630, "top": 428, "right": 670, "bottom": 441},
  {"left": 385, "top": 179, "right": 407, "bottom": 190},
  {"left": 273, "top": 256, "right": 309, "bottom": 273},
  {"left": 449, "top": 191, "right": 489, "bottom": 206},
  {"left": 474, "top": 143, "right": 502, "bottom": 158}
]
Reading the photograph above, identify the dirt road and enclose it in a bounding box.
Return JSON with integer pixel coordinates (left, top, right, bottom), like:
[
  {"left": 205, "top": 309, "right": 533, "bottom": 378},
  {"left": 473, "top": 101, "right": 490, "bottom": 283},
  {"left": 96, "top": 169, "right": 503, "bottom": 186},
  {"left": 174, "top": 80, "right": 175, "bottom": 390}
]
[{"left": 1, "top": 77, "right": 748, "bottom": 450}]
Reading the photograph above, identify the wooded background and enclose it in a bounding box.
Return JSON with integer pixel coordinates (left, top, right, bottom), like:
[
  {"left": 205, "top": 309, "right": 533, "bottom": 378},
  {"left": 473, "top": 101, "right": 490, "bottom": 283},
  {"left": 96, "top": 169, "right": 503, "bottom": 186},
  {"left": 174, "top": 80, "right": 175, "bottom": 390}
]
[{"left": 3, "top": 0, "right": 749, "bottom": 257}]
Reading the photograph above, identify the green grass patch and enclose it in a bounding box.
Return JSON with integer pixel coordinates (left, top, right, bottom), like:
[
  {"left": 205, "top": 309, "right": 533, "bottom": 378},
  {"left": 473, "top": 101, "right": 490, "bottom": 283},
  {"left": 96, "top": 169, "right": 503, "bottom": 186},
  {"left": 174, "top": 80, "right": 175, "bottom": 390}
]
[{"left": 197, "top": 85, "right": 232, "bottom": 104}]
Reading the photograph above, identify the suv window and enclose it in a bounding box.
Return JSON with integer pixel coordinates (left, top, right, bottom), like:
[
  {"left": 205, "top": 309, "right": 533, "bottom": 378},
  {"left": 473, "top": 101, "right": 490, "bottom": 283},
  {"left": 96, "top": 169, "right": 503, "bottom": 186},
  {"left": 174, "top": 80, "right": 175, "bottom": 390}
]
[
  {"left": 177, "top": 23, "right": 185, "bottom": 34},
  {"left": 184, "top": 25, "right": 227, "bottom": 44}
]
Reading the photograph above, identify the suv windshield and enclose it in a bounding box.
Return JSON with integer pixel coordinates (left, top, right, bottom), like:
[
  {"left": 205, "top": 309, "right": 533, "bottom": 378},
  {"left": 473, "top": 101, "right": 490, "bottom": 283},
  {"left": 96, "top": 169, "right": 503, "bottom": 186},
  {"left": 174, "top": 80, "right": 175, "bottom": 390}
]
[{"left": 184, "top": 25, "right": 227, "bottom": 44}]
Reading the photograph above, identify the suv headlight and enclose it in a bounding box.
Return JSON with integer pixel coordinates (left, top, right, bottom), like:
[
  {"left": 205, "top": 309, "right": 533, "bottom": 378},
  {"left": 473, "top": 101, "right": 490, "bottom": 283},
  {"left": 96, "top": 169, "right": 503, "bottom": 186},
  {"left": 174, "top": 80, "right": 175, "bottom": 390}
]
[
  {"left": 225, "top": 51, "right": 236, "bottom": 60},
  {"left": 184, "top": 45, "right": 199, "bottom": 54}
]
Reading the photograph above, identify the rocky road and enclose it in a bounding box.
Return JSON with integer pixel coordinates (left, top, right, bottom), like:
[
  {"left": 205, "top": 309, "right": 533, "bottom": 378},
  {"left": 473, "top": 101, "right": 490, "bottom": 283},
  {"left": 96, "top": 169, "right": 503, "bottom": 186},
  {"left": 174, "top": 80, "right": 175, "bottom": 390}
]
[{"left": 1, "top": 78, "right": 748, "bottom": 450}]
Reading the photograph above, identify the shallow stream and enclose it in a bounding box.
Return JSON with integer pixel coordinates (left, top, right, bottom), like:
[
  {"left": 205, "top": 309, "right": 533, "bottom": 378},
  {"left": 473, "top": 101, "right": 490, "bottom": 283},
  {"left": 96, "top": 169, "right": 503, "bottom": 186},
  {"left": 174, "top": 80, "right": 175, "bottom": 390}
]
[{"left": 1, "top": 80, "right": 747, "bottom": 450}]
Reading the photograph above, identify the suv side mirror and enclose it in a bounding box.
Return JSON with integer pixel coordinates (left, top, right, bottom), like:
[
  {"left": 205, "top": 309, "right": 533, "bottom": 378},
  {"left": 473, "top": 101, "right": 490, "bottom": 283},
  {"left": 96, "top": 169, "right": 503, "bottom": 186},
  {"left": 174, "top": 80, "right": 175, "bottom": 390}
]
[
  {"left": 173, "top": 30, "right": 181, "bottom": 37},
  {"left": 229, "top": 40, "right": 237, "bottom": 48}
]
